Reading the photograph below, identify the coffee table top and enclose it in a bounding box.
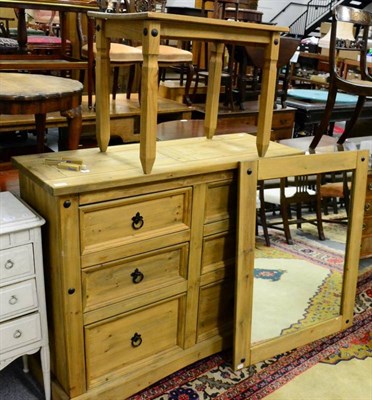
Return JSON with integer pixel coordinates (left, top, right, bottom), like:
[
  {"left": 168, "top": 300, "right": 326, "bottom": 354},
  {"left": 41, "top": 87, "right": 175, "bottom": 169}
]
[
  {"left": 0, "top": 73, "right": 83, "bottom": 101},
  {"left": 287, "top": 89, "right": 358, "bottom": 103}
]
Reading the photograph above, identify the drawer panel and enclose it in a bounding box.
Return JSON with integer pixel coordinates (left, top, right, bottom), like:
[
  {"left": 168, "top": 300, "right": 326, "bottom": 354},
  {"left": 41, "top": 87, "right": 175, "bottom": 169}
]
[
  {"left": 204, "top": 180, "right": 236, "bottom": 226},
  {"left": 80, "top": 188, "right": 192, "bottom": 254},
  {"left": 197, "top": 279, "right": 234, "bottom": 343},
  {"left": 362, "top": 216, "right": 372, "bottom": 237},
  {"left": 0, "top": 244, "right": 34, "bottom": 285},
  {"left": 271, "top": 112, "right": 295, "bottom": 129},
  {"left": 0, "top": 313, "right": 41, "bottom": 354},
  {"left": 360, "top": 235, "right": 372, "bottom": 259},
  {"left": 85, "top": 295, "right": 185, "bottom": 386},
  {"left": 82, "top": 243, "right": 188, "bottom": 311},
  {"left": 0, "top": 279, "right": 38, "bottom": 321},
  {"left": 202, "top": 231, "right": 235, "bottom": 275},
  {"left": 0, "top": 230, "right": 31, "bottom": 250},
  {"left": 364, "top": 199, "right": 372, "bottom": 217},
  {"left": 366, "top": 174, "right": 372, "bottom": 192}
]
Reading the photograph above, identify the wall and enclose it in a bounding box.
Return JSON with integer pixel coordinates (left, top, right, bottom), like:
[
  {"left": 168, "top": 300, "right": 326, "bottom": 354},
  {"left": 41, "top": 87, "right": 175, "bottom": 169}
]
[{"left": 257, "top": 0, "right": 309, "bottom": 25}]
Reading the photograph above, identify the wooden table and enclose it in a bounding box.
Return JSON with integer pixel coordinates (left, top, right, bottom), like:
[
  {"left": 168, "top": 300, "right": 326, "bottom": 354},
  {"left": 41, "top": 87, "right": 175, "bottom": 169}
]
[
  {"left": 88, "top": 11, "right": 288, "bottom": 174},
  {"left": 0, "top": 72, "right": 83, "bottom": 152},
  {"left": 286, "top": 96, "right": 372, "bottom": 137},
  {"left": 0, "top": 0, "right": 98, "bottom": 108}
]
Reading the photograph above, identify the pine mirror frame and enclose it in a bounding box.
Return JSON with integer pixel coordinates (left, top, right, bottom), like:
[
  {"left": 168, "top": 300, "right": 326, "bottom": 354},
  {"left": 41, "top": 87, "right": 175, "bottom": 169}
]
[{"left": 233, "top": 149, "right": 369, "bottom": 370}]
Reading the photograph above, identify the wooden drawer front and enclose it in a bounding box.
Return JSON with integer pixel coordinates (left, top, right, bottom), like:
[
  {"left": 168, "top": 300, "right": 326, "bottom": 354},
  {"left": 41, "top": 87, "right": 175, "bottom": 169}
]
[
  {"left": 82, "top": 243, "right": 188, "bottom": 311},
  {"left": 202, "top": 232, "right": 235, "bottom": 276},
  {"left": 204, "top": 180, "right": 236, "bottom": 226},
  {"left": 365, "top": 199, "right": 372, "bottom": 217},
  {"left": 362, "top": 216, "right": 372, "bottom": 237},
  {"left": 272, "top": 112, "right": 295, "bottom": 129},
  {"left": 80, "top": 188, "right": 192, "bottom": 255},
  {"left": 360, "top": 235, "right": 372, "bottom": 258},
  {"left": 85, "top": 295, "right": 185, "bottom": 386},
  {"left": 367, "top": 173, "right": 372, "bottom": 192},
  {"left": 0, "top": 279, "right": 38, "bottom": 321},
  {"left": 197, "top": 280, "right": 234, "bottom": 343},
  {"left": 0, "top": 230, "right": 31, "bottom": 250},
  {"left": 0, "top": 313, "right": 41, "bottom": 354},
  {"left": 0, "top": 244, "right": 34, "bottom": 285},
  {"left": 270, "top": 127, "right": 293, "bottom": 141}
]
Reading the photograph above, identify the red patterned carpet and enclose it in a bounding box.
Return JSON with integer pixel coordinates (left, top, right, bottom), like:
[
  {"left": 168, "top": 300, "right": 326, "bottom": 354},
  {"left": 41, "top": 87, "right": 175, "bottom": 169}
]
[{"left": 129, "top": 233, "right": 371, "bottom": 400}]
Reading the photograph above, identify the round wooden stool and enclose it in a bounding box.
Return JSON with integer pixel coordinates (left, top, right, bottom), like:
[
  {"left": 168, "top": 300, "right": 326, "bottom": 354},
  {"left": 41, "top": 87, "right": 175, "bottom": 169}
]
[{"left": 0, "top": 72, "right": 83, "bottom": 152}]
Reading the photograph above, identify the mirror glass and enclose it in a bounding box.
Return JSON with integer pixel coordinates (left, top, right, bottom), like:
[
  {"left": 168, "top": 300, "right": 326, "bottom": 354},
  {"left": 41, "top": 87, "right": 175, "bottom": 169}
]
[{"left": 251, "top": 167, "right": 352, "bottom": 345}]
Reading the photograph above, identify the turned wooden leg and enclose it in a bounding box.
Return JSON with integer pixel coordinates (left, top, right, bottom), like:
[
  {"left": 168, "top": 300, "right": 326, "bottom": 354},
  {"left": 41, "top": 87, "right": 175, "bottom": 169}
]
[
  {"left": 61, "top": 105, "right": 82, "bottom": 150},
  {"left": 34, "top": 114, "right": 47, "bottom": 153}
]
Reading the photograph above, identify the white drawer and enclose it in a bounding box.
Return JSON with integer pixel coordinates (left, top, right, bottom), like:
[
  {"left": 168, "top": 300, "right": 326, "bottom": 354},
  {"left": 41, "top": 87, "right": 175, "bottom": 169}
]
[
  {"left": 0, "top": 313, "right": 41, "bottom": 354},
  {"left": 0, "top": 279, "right": 38, "bottom": 321},
  {"left": 0, "top": 244, "right": 34, "bottom": 285}
]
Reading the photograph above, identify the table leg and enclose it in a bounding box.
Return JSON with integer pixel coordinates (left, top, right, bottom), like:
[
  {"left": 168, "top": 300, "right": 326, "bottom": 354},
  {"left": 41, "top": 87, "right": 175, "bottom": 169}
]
[
  {"left": 61, "top": 106, "right": 83, "bottom": 150},
  {"left": 16, "top": 8, "right": 27, "bottom": 53},
  {"left": 87, "top": 18, "right": 95, "bottom": 109},
  {"left": 140, "top": 21, "right": 160, "bottom": 174},
  {"left": 95, "top": 19, "right": 111, "bottom": 152},
  {"left": 35, "top": 114, "right": 47, "bottom": 153},
  {"left": 204, "top": 42, "right": 224, "bottom": 139},
  {"left": 256, "top": 33, "right": 280, "bottom": 157}
]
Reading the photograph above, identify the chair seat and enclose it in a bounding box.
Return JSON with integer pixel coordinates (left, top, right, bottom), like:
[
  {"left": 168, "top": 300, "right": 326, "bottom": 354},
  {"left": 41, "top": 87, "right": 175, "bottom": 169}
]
[
  {"left": 27, "top": 36, "right": 70, "bottom": 45},
  {"left": 136, "top": 44, "right": 193, "bottom": 62},
  {"left": 320, "top": 182, "right": 351, "bottom": 198},
  {"left": 347, "top": 78, "right": 372, "bottom": 88},
  {"left": 82, "top": 42, "right": 143, "bottom": 62},
  {"left": 263, "top": 186, "right": 316, "bottom": 205},
  {"left": 0, "top": 37, "right": 19, "bottom": 53}
]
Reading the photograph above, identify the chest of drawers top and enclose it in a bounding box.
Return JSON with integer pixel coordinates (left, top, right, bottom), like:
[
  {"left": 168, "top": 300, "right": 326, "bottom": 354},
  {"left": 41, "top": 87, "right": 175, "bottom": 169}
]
[{"left": 0, "top": 192, "right": 45, "bottom": 237}]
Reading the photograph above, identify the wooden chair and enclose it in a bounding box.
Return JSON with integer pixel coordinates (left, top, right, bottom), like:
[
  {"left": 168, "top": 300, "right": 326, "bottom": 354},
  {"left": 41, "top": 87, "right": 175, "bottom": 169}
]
[
  {"left": 77, "top": 12, "right": 143, "bottom": 105},
  {"left": 192, "top": 0, "right": 249, "bottom": 110},
  {"left": 0, "top": 16, "right": 19, "bottom": 54},
  {"left": 259, "top": 175, "right": 325, "bottom": 245},
  {"left": 320, "top": 171, "right": 351, "bottom": 221},
  {"left": 128, "top": 0, "right": 194, "bottom": 105},
  {"left": 235, "top": 37, "right": 300, "bottom": 110},
  {"left": 309, "top": 5, "right": 372, "bottom": 149}
]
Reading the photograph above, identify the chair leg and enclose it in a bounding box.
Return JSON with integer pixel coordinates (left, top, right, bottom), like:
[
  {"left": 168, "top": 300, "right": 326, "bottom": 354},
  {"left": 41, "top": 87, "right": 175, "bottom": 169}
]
[
  {"left": 337, "top": 95, "right": 366, "bottom": 144},
  {"left": 112, "top": 66, "right": 120, "bottom": 100},
  {"left": 280, "top": 202, "right": 293, "bottom": 245},
  {"left": 183, "top": 62, "right": 194, "bottom": 107},
  {"left": 126, "top": 64, "right": 136, "bottom": 100},
  {"left": 309, "top": 87, "right": 337, "bottom": 150},
  {"left": 260, "top": 206, "right": 270, "bottom": 247},
  {"left": 315, "top": 197, "right": 325, "bottom": 241}
]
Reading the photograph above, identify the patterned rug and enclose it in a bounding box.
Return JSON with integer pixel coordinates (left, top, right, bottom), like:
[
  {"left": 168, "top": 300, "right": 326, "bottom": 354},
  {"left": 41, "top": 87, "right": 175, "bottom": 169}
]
[{"left": 129, "top": 228, "right": 372, "bottom": 400}]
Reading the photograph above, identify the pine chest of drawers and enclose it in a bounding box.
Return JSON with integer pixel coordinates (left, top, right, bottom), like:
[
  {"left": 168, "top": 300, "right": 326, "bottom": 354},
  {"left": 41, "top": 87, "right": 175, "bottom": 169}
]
[
  {"left": 0, "top": 191, "right": 50, "bottom": 399},
  {"left": 10, "top": 134, "right": 298, "bottom": 399},
  {"left": 360, "top": 170, "right": 372, "bottom": 258},
  {"left": 12, "top": 134, "right": 368, "bottom": 400}
]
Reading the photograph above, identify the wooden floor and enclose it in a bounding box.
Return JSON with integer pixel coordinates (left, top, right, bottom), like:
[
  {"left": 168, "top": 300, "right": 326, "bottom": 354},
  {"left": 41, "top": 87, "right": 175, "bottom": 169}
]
[{"left": 0, "top": 163, "right": 19, "bottom": 195}]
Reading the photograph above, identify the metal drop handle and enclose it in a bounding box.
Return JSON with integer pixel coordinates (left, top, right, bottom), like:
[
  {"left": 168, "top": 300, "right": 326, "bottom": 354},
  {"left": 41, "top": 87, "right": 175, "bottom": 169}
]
[
  {"left": 131, "top": 212, "right": 144, "bottom": 230},
  {"left": 131, "top": 332, "right": 142, "bottom": 347},
  {"left": 13, "top": 330, "right": 22, "bottom": 339},
  {"left": 4, "top": 259, "right": 14, "bottom": 270},
  {"left": 9, "top": 295, "right": 18, "bottom": 305},
  {"left": 131, "top": 268, "right": 144, "bottom": 284}
]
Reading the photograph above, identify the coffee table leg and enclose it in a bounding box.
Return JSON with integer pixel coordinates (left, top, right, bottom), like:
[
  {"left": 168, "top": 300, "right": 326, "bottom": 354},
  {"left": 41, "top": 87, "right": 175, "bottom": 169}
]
[
  {"left": 62, "top": 106, "right": 83, "bottom": 150},
  {"left": 35, "top": 114, "right": 47, "bottom": 153}
]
